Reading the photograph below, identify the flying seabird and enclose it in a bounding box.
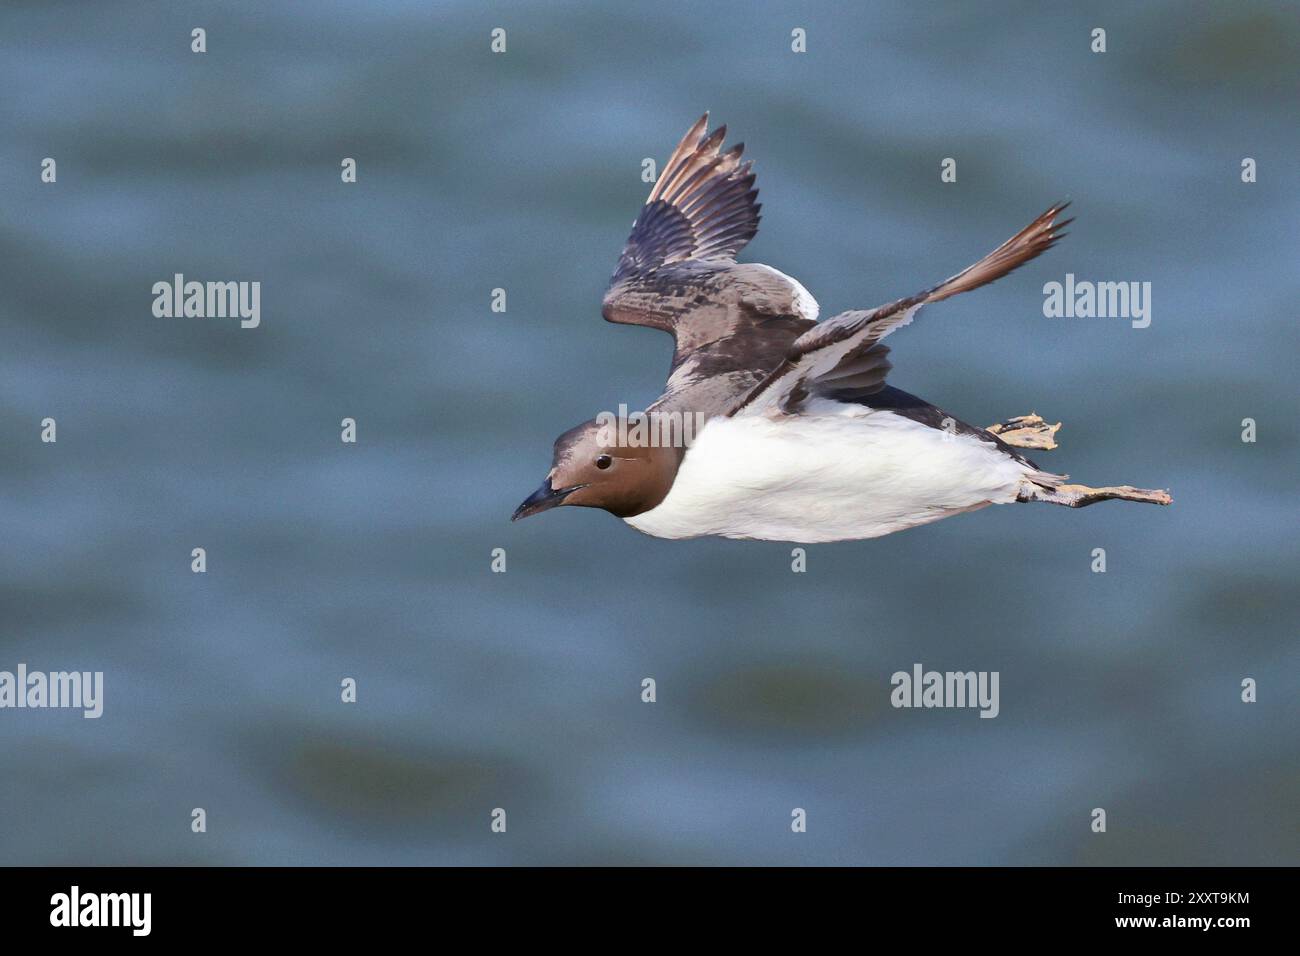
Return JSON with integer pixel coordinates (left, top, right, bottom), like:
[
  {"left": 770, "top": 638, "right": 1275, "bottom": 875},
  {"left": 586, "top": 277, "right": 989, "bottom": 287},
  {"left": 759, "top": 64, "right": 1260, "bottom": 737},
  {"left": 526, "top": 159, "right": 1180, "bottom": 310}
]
[{"left": 514, "top": 114, "right": 1171, "bottom": 542}]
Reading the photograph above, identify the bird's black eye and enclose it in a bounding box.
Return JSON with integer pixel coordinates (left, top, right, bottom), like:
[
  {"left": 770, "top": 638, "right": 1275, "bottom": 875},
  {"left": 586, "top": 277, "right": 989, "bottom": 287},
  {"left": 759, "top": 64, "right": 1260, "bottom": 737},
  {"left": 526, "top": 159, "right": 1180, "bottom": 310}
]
[{"left": 595, "top": 454, "right": 612, "bottom": 470}]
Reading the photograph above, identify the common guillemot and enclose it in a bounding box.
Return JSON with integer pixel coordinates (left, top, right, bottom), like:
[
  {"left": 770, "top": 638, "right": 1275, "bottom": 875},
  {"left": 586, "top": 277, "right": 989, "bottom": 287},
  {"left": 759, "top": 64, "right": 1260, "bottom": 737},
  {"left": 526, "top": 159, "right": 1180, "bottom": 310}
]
[{"left": 513, "top": 115, "right": 1171, "bottom": 542}]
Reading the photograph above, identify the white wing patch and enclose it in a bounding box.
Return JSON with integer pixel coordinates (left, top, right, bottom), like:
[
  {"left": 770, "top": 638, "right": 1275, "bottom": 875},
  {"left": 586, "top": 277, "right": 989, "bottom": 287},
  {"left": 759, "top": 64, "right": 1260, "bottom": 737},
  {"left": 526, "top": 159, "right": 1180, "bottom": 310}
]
[{"left": 746, "top": 263, "right": 820, "bottom": 322}]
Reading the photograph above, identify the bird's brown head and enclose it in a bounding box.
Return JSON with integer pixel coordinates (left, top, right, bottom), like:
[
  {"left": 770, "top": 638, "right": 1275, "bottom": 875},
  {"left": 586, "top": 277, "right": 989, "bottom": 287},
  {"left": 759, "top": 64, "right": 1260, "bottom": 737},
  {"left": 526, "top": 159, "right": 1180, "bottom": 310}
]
[{"left": 512, "top": 418, "right": 681, "bottom": 522}]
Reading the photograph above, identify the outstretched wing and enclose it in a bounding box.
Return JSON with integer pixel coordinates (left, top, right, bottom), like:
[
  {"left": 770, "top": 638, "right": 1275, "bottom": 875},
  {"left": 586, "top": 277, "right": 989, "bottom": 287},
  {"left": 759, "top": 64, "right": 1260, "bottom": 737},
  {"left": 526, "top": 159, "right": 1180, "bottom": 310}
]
[
  {"left": 608, "top": 113, "right": 761, "bottom": 287},
  {"left": 601, "top": 114, "right": 819, "bottom": 414},
  {"left": 729, "top": 202, "right": 1072, "bottom": 417}
]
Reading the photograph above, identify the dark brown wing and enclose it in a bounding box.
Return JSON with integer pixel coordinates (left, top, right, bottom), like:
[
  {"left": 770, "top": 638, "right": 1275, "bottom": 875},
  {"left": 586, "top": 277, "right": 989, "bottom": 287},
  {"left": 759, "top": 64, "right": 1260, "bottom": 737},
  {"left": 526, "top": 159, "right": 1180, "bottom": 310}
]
[
  {"left": 729, "top": 202, "right": 1072, "bottom": 417},
  {"left": 607, "top": 113, "right": 760, "bottom": 292},
  {"left": 600, "top": 115, "right": 819, "bottom": 415}
]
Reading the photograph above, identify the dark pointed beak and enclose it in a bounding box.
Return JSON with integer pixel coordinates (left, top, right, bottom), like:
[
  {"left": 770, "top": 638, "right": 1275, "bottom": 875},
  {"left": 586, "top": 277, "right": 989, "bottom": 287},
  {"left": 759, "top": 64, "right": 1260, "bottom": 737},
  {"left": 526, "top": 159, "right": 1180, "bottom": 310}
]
[{"left": 512, "top": 477, "right": 584, "bottom": 521}]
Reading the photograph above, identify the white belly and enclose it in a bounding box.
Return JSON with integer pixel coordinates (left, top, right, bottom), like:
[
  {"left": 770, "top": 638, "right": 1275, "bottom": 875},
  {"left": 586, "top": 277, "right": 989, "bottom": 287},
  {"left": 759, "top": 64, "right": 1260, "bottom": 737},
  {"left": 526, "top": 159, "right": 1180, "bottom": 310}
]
[{"left": 624, "top": 402, "right": 1034, "bottom": 543}]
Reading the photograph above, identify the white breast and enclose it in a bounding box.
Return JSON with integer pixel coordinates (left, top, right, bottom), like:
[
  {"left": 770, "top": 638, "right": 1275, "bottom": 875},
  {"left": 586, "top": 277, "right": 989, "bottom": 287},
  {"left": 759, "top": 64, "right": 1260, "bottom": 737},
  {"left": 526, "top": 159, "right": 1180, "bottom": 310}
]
[{"left": 624, "top": 401, "right": 1035, "bottom": 543}]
